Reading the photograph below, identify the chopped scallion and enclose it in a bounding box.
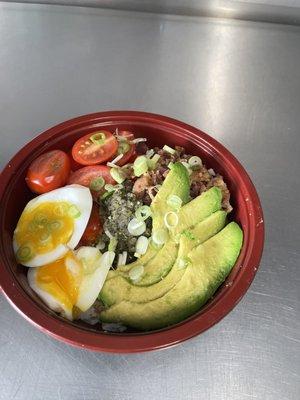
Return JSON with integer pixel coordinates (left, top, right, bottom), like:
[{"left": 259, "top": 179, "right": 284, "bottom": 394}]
[
  {"left": 164, "top": 211, "right": 179, "bottom": 229},
  {"left": 108, "top": 237, "right": 117, "bottom": 252},
  {"left": 147, "top": 154, "right": 160, "bottom": 170},
  {"left": 133, "top": 156, "right": 148, "bottom": 177},
  {"left": 127, "top": 218, "right": 146, "bottom": 236},
  {"left": 16, "top": 245, "right": 33, "bottom": 262},
  {"left": 163, "top": 145, "right": 176, "bottom": 155},
  {"left": 68, "top": 205, "right": 81, "bottom": 218},
  {"left": 135, "top": 205, "right": 152, "bottom": 221},
  {"left": 129, "top": 265, "right": 144, "bottom": 282},
  {"left": 90, "top": 176, "right": 105, "bottom": 191},
  {"left": 188, "top": 156, "right": 202, "bottom": 169},
  {"left": 167, "top": 194, "right": 182, "bottom": 211},
  {"left": 117, "top": 141, "right": 130, "bottom": 155},
  {"left": 135, "top": 236, "right": 149, "bottom": 255},
  {"left": 110, "top": 167, "right": 126, "bottom": 184}
]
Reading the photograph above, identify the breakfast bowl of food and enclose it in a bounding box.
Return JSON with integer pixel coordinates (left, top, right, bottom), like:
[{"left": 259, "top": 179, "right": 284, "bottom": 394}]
[{"left": 0, "top": 111, "right": 264, "bottom": 353}]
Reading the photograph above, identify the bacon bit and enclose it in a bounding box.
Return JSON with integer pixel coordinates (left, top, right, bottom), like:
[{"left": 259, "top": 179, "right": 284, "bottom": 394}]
[{"left": 132, "top": 174, "right": 152, "bottom": 197}]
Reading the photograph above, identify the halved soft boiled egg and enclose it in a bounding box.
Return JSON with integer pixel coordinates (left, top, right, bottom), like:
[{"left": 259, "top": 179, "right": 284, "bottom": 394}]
[
  {"left": 28, "top": 247, "right": 115, "bottom": 320},
  {"left": 13, "top": 185, "right": 92, "bottom": 267}
]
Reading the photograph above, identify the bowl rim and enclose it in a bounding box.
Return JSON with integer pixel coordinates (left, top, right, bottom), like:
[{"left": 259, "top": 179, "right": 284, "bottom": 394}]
[{"left": 0, "top": 110, "right": 264, "bottom": 353}]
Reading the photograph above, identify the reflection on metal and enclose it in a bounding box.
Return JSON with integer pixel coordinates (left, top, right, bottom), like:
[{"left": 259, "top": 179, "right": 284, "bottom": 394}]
[{"left": 3, "top": 0, "right": 300, "bottom": 25}]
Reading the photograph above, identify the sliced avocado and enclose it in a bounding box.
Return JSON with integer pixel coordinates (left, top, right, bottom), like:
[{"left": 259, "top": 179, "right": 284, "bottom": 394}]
[
  {"left": 100, "top": 211, "right": 227, "bottom": 306},
  {"left": 172, "top": 187, "right": 222, "bottom": 237},
  {"left": 106, "top": 244, "right": 157, "bottom": 280},
  {"left": 151, "top": 162, "right": 190, "bottom": 233},
  {"left": 107, "top": 162, "right": 189, "bottom": 280},
  {"left": 117, "top": 245, "right": 157, "bottom": 273},
  {"left": 134, "top": 240, "right": 178, "bottom": 286},
  {"left": 176, "top": 210, "right": 227, "bottom": 260},
  {"left": 100, "top": 222, "right": 243, "bottom": 330}
]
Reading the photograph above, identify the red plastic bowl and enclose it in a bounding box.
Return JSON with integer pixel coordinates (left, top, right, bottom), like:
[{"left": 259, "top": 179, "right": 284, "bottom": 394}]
[{"left": 0, "top": 111, "right": 264, "bottom": 353}]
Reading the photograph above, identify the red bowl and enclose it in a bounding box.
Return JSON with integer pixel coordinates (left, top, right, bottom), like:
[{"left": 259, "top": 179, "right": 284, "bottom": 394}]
[{"left": 0, "top": 111, "right": 264, "bottom": 353}]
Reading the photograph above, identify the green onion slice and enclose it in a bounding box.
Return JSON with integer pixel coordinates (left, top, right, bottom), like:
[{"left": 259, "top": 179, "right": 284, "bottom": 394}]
[
  {"left": 147, "top": 154, "right": 160, "bottom": 170},
  {"left": 188, "top": 156, "right": 202, "bottom": 169},
  {"left": 133, "top": 156, "right": 148, "bottom": 177},
  {"left": 117, "top": 141, "right": 130, "bottom": 155},
  {"left": 129, "top": 265, "right": 144, "bottom": 283},
  {"left": 181, "top": 161, "right": 192, "bottom": 175},
  {"left": 135, "top": 236, "right": 149, "bottom": 255},
  {"left": 28, "top": 221, "right": 38, "bottom": 233},
  {"left": 101, "top": 191, "right": 113, "bottom": 200},
  {"left": 90, "top": 176, "right": 105, "bottom": 191},
  {"left": 68, "top": 205, "right": 81, "bottom": 218},
  {"left": 54, "top": 203, "right": 69, "bottom": 217},
  {"left": 164, "top": 211, "right": 179, "bottom": 229},
  {"left": 163, "top": 145, "right": 176, "bottom": 155},
  {"left": 127, "top": 218, "right": 146, "bottom": 236},
  {"left": 40, "top": 230, "right": 51, "bottom": 242},
  {"left": 167, "top": 194, "right": 182, "bottom": 211},
  {"left": 135, "top": 205, "right": 152, "bottom": 221},
  {"left": 108, "top": 237, "right": 117, "bottom": 252},
  {"left": 110, "top": 168, "right": 126, "bottom": 184},
  {"left": 16, "top": 245, "right": 33, "bottom": 262},
  {"left": 34, "top": 213, "right": 48, "bottom": 224},
  {"left": 50, "top": 220, "right": 63, "bottom": 231}
]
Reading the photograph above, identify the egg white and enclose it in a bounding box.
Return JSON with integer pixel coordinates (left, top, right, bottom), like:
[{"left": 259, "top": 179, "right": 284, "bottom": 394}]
[
  {"left": 14, "top": 185, "right": 92, "bottom": 267},
  {"left": 28, "top": 248, "right": 115, "bottom": 320},
  {"left": 28, "top": 266, "right": 73, "bottom": 320},
  {"left": 76, "top": 256, "right": 113, "bottom": 312}
]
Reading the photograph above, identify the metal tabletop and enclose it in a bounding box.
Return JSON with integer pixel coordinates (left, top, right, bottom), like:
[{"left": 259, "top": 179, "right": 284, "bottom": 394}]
[{"left": 0, "top": 3, "right": 299, "bottom": 399}]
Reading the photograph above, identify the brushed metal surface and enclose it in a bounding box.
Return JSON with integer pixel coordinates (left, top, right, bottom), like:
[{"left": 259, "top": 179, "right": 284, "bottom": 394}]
[
  {"left": 0, "top": 3, "right": 299, "bottom": 399},
  {"left": 3, "top": 0, "right": 300, "bottom": 25}
]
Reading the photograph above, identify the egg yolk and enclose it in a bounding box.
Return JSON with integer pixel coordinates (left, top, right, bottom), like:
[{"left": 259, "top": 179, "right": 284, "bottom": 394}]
[
  {"left": 15, "top": 201, "right": 76, "bottom": 262},
  {"left": 36, "top": 252, "right": 82, "bottom": 314}
]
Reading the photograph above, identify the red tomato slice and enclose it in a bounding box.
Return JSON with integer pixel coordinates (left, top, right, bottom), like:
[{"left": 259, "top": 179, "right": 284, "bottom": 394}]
[
  {"left": 26, "top": 150, "right": 71, "bottom": 194},
  {"left": 79, "top": 203, "right": 103, "bottom": 246},
  {"left": 67, "top": 165, "right": 115, "bottom": 200},
  {"left": 115, "top": 130, "right": 136, "bottom": 166},
  {"left": 72, "top": 130, "right": 118, "bottom": 166}
]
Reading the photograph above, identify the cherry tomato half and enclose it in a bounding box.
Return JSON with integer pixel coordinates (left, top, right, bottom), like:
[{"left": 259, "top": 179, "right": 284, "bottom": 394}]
[
  {"left": 115, "top": 130, "right": 136, "bottom": 166},
  {"left": 79, "top": 203, "right": 103, "bottom": 246},
  {"left": 72, "top": 130, "right": 118, "bottom": 166},
  {"left": 68, "top": 151, "right": 82, "bottom": 171},
  {"left": 67, "top": 165, "right": 116, "bottom": 200},
  {"left": 26, "top": 150, "right": 71, "bottom": 194}
]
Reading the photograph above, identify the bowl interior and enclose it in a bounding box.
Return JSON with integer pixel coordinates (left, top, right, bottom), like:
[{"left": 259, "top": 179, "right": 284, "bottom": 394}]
[{"left": 0, "top": 112, "right": 263, "bottom": 351}]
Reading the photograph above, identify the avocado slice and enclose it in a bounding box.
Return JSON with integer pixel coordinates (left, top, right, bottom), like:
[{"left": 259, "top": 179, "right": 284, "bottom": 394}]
[
  {"left": 151, "top": 162, "right": 190, "bottom": 233},
  {"left": 100, "top": 222, "right": 243, "bottom": 330},
  {"left": 106, "top": 162, "right": 190, "bottom": 280},
  {"left": 172, "top": 186, "right": 222, "bottom": 237},
  {"left": 134, "top": 240, "right": 178, "bottom": 286},
  {"left": 100, "top": 211, "right": 227, "bottom": 306},
  {"left": 105, "top": 187, "right": 223, "bottom": 286},
  {"left": 106, "top": 244, "right": 157, "bottom": 280}
]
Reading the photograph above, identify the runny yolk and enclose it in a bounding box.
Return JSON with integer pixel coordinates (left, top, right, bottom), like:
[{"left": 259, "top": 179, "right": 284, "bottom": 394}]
[
  {"left": 36, "top": 252, "right": 81, "bottom": 313},
  {"left": 15, "top": 201, "right": 75, "bottom": 261}
]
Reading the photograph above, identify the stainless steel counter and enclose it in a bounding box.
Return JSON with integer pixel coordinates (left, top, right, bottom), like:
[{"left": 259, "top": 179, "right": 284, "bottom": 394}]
[{"left": 0, "top": 3, "right": 299, "bottom": 399}]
